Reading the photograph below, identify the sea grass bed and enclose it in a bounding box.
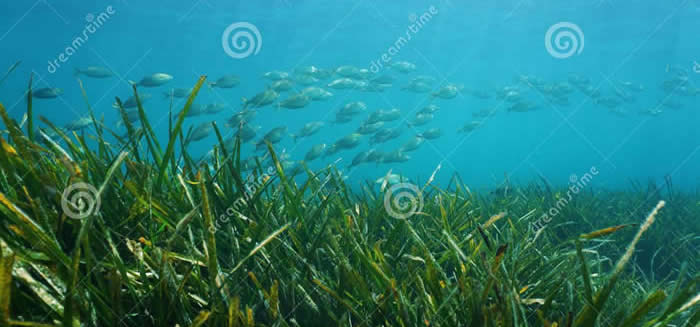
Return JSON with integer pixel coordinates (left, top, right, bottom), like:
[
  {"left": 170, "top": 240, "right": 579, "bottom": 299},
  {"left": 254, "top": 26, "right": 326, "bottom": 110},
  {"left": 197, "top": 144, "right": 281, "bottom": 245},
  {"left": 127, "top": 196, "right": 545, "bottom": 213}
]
[{"left": 0, "top": 75, "right": 697, "bottom": 326}]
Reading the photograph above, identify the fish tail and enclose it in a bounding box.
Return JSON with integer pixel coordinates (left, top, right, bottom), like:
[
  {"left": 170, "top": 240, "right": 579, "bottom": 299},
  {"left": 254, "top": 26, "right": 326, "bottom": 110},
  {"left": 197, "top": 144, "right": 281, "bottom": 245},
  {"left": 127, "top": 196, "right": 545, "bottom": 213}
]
[
  {"left": 128, "top": 80, "right": 138, "bottom": 87},
  {"left": 73, "top": 67, "right": 81, "bottom": 76}
]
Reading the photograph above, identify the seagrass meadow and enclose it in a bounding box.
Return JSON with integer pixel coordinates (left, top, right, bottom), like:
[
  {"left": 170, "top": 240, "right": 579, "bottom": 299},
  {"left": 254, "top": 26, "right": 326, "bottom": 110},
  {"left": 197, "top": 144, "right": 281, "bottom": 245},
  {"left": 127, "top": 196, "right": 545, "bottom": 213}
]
[{"left": 0, "top": 74, "right": 696, "bottom": 326}]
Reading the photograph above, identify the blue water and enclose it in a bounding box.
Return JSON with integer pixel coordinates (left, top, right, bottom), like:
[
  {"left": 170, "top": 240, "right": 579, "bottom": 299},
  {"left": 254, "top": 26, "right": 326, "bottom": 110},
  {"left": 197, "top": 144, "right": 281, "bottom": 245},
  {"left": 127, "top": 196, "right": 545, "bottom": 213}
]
[{"left": 1, "top": 0, "right": 699, "bottom": 190}]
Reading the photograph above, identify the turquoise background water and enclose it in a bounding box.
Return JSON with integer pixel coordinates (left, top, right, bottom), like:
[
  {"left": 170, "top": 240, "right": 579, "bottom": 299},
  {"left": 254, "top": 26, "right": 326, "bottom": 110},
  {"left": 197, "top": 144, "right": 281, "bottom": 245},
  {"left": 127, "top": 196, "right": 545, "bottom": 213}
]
[{"left": 1, "top": 0, "right": 699, "bottom": 190}]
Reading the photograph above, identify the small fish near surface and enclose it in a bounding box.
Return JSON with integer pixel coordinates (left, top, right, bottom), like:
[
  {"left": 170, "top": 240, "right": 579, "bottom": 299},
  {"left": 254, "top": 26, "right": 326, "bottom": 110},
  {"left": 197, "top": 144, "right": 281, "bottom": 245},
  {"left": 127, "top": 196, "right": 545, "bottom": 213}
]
[
  {"left": 130, "top": 73, "right": 173, "bottom": 87},
  {"left": 74, "top": 66, "right": 113, "bottom": 78},
  {"left": 32, "top": 87, "right": 63, "bottom": 99}
]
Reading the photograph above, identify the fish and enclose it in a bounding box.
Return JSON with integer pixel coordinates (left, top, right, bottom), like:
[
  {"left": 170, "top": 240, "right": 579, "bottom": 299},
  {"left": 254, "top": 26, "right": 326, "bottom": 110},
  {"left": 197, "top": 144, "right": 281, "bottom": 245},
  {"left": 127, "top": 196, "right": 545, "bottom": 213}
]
[
  {"left": 130, "top": 73, "right": 173, "bottom": 87},
  {"left": 375, "top": 173, "right": 408, "bottom": 185},
  {"left": 32, "top": 88, "right": 63, "bottom": 99},
  {"left": 401, "top": 80, "right": 432, "bottom": 93},
  {"left": 472, "top": 108, "right": 498, "bottom": 118},
  {"left": 269, "top": 79, "right": 294, "bottom": 92},
  {"left": 227, "top": 109, "right": 256, "bottom": 127},
  {"left": 333, "top": 133, "right": 363, "bottom": 150},
  {"left": 407, "top": 113, "right": 433, "bottom": 127},
  {"left": 65, "top": 117, "right": 94, "bottom": 131},
  {"left": 292, "top": 121, "right": 324, "bottom": 142},
  {"left": 417, "top": 128, "right": 442, "bottom": 140},
  {"left": 163, "top": 88, "right": 192, "bottom": 98},
  {"left": 338, "top": 101, "right": 367, "bottom": 116},
  {"left": 262, "top": 71, "right": 290, "bottom": 80},
  {"left": 278, "top": 93, "right": 311, "bottom": 109},
  {"left": 74, "top": 66, "right": 113, "bottom": 78},
  {"left": 365, "top": 149, "right": 384, "bottom": 163},
  {"left": 114, "top": 93, "right": 152, "bottom": 109},
  {"left": 295, "top": 66, "right": 333, "bottom": 79},
  {"left": 366, "top": 108, "right": 401, "bottom": 124},
  {"left": 178, "top": 103, "right": 207, "bottom": 117},
  {"left": 370, "top": 74, "right": 396, "bottom": 84},
  {"left": 458, "top": 121, "right": 483, "bottom": 133},
  {"left": 328, "top": 78, "right": 359, "bottom": 90},
  {"left": 380, "top": 150, "right": 411, "bottom": 163},
  {"left": 578, "top": 85, "right": 601, "bottom": 98},
  {"left": 418, "top": 104, "right": 440, "bottom": 115},
  {"left": 301, "top": 86, "right": 333, "bottom": 100},
  {"left": 640, "top": 108, "right": 663, "bottom": 116},
  {"left": 594, "top": 96, "right": 622, "bottom": 109},
  {"left": 391, "top": 61, "right": 416, "bottom": 73},
  {"left": 507, "top": 101, "right": 538, "bottom": 113},
  {"left": 204, "top": 103, "right": 226, "bottom": 114},
  {"left": 431, "top": 84, "right": 463, "bottom": 99},
  {"left": 188, "top": 122, "right": 213, "bottom": 142},
  {"left": 304, "top": 144, "right": 327, "bottom": 162},
  {"left": 335, "top": 65, "right": 363, "bottom": 79},
  {"left": 399, "top": 136, "right": 425, "bottom": 152},
  {"left": 242, "top": 89, "right": 279, "bottom": 109},
  {"left": 209, "top": 75, "right": 240, "bottom": 88},
  {"left": 260, "top": 126, "right": 288, "bottom": 144},
  {"left": 349, "top": 150, "right": 371, "bottom": 167},
  {"left": 359, "top": 82, "right": 391, "bottom": 92},
  {"left": 331, "top": 113, "right": 354, "bottom": 124},
  {"left": 293, "top": 74, "right": 319, "bottom": 85},
  {"left": 237, "top": 124, "right": 261, "bottom": 143},
  {"left": 370, "top": 127, "right": 402, "bottom": 144},
  {"left": 356, "top": 121, "right": 384, "bottom": 135}
]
